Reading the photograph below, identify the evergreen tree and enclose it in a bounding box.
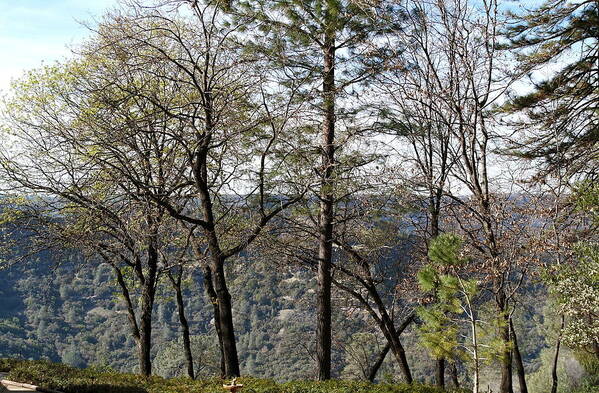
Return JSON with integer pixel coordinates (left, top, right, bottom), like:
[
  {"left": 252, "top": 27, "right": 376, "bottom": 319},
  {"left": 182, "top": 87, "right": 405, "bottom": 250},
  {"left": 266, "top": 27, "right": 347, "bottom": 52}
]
[
  {"left": 229, "top": 0, "right": 392, "bottom": 380},
  {"left": 418, "top": 234, "right": 505, "bottom": 393},
  {"left": 504, "top": 0, "right": 599, "bottom": 180}
]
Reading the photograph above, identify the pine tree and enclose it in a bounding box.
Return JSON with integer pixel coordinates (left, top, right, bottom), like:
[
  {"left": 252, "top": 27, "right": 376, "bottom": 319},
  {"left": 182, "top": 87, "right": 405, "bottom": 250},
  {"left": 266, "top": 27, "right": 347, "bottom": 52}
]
[
  {"left": 418, "top": 234, "right": 506, "bottom": 393},
  {"left": 504, "top": 0, "right": 599, "bottom": 180},
  {"left": 229, "top": 0, "right": 393, "bottom": 380}
]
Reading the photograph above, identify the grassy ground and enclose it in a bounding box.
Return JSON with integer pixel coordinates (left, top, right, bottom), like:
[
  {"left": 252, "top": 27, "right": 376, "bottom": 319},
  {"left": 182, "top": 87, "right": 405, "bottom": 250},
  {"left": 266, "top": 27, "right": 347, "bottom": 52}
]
[{"left": 0, "top": 359, "right": 466, "bottom": 393}]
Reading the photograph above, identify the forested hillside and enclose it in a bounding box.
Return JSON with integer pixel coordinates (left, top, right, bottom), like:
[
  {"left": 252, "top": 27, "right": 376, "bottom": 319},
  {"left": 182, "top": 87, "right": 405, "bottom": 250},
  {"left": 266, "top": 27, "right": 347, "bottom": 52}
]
[
  {"left": 0, "top": 243, "right": 592, "bottom": 392},
  {"left": 0, "top": 251, "right": 319, "bottom": 379},
  {"left": 0, "top": 245, "right": 394, "bottom": 380}
]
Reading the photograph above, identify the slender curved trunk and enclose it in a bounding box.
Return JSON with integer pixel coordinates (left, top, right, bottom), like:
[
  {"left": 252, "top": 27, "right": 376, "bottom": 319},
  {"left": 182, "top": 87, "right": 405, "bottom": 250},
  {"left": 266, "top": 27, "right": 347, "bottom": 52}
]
[
  {"left": 368, "top": 289, "right": 413, "bottom": 383},
  {"left": 496, "top": 292, "right": 513, "bottom": 393},
  {"left": 471, "top": 315, "right": 480, "bottom": 393},
  {"left": 367, "top": 343, "right": 390, "bottom": 382},
  {"left": 333, "top": 277, "right": 413, "bottom": 383},
  {"left": 111, "top": 264, "right": 144, "bottom": 374},
  {"left": 386, "top": 330, "right": 412, "bottom": 384},
  {"left": 551, "top": 315, "right": 565, "bottom": 393},
  {"left": 460, "top": 275, "right": 479, "bottom": 393},
  {"left": 170, "top": 270, "right": 195, "bottom": 379},
  {"left": 375, "top": 313, "right": 413, "bottom": 383},
  {"left": 510, "top": 320, "right": 528, "bottom": 393}
]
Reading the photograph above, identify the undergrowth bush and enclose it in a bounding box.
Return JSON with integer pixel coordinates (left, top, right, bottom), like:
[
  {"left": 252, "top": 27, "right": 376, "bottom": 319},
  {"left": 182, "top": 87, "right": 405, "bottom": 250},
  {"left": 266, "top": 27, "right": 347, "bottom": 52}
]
[
  {"left": 0, "top": 359, "right": 466, "bottom": 393},
  {"left": 0, "top": 358, "right": 22, "bottom": 372}
]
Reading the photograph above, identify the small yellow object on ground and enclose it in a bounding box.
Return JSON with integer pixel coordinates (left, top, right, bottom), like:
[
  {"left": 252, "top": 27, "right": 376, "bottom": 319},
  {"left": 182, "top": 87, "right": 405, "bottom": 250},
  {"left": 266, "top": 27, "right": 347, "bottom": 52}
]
[
  {"left": 222, "top": 377, "right": 244, "bottom": 393},
  {"left": 0, "top": 374, "right": 60, "bottom": 393},
  {"left": 0, "top": 380, "right": 36, "bottom": 392}
]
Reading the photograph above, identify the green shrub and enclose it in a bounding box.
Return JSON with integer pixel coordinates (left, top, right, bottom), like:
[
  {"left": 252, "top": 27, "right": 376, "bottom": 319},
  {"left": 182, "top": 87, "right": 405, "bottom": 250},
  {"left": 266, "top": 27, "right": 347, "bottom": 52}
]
[
  {"left": 1, "top": 359, "right": 467, "bottom": 393},
  {"left": 571, "top": 381, "right": 599, "bottom": 393},
  {"left": 0, "top": 358, "right": 25, "bottom": 372}
]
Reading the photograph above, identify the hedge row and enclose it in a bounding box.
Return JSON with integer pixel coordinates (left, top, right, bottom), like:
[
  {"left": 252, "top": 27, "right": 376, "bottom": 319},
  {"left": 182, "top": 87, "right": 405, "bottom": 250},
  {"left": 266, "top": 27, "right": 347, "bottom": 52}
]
[{"left": 0, "top": 359, "right": 467, "bottom": 393}]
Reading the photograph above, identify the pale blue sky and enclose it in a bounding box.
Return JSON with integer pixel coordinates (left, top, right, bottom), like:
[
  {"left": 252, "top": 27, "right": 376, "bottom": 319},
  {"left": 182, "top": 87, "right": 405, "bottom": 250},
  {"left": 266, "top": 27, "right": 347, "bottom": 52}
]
[
  {"left": 0, "top": 0, "right": 118, "bottom": 91},
  {"left": 0, "top": 0, "right": 542, "bottom": 93}
]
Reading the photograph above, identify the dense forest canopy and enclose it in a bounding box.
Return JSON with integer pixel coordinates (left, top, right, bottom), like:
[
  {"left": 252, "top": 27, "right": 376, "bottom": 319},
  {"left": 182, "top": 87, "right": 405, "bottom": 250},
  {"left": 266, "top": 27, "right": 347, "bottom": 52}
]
[{"left": 0, "top": 1, "right": 597, "bottom": 393}]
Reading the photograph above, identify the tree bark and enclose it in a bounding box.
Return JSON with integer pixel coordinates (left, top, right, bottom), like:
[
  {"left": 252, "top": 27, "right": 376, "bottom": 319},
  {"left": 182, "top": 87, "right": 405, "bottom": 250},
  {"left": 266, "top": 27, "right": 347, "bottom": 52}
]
[
  {"left": 450, "top": 361, "right": 460, "bottom": 388},
  {"left": 333, "top": 275, "right": 414, "bottom": 384},
  {"left": 202, "top": 264, "right": 226, "bottom": 378},
  {"left": 316, "top": 27, "right": 336, "bottom": 381},
  {"left": 109, "top": 245, "right": 157, "bottom": 378},
  {"left": 364, "top": 297, "right": 412, "bottom": 383},
  {"left": 436, "top": 357, "right": 445, "bottom": 389},
  {"left": 431, "top": 201, "right": 445, "bottom": 389},
  {"left": 470, "top": 304, "right": 480, "bottom": 393},
  {"left": 551, "top": 315, "right": 565, "bottom": 393},
  {"left": 367, "top": 343, "right": 390, "bottom": 382},
  {"left": 385, "top": 324, "right": 413, "bottom": 384},
  {"left": 193, "top": 108, "right": 240, "bottom": 378},
  {"left": 211, "top": 258, "right": 240, "bottom": 377},
  {"left": 499, "top": 323, "right": 514, "bottom": 393},
  {"left": 111, "top": 264, "right": 144, "bottom": 374},
  {"left": 510, "top": 319, "right": 528, "bottom": 393},
  {"left": 138, "top": 293, "right": 154, "bottom": 377},
  {"left": 498, "top": 295, "right": 513, "bottom": 393},
  {"left": 202, "top": 251, "right": 239, "bottom": 378},
  {"left": 170, "top": 269, "right": 195, "bottom": 379},
  {"left": 137, "top": 238, "right": 159, "bottom": 377},
  {"left": 369, "top": 289, "right": 413, "bottom": 383}
]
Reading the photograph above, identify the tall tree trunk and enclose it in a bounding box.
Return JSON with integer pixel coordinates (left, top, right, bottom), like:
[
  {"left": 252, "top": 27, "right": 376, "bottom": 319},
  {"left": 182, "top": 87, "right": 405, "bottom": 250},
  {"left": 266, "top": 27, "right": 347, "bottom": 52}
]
[
  {"left": 551, "top": 315, "right": 565, "bottom": 393},
  {"left": 203, "top": 265, "right": 226, "bottom": 378},
  {"left": 499, "top": 322, "right": 514, "bottom": 393},
  {"left": 138, "top": 295, "right": 154, "bottom": 377},
  {"left": 498, "top": 295, "right": 513, "bottom": 393},
  {"left": 170, "top": 270, "right": 195, "bottom": 379},
  {"left": 193, "top": 124, "right": 240, "bottom": 378},
  {"left": 212, "top": 258, "right": 241, "bottom": 378},
  {"left": 510, "top": 320, "right": 528, "bottom": 393},
  {"left": 367, "top": 343, "right": 390, "bottom": 382},
  {"left": 211, "top": 258, "right": 240, "bottom": 377},
  {"left": 138, "top": 239, "right": 159, "bottom": 377},
  {"left": 316, "top": 30, "right": 336, "bottom": 381},
  {"left": 436, "top": 358, "right": 445, "bottom": 389},
  {"left": 195, "top": 241, "right": 225, "bottom": 377}
]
